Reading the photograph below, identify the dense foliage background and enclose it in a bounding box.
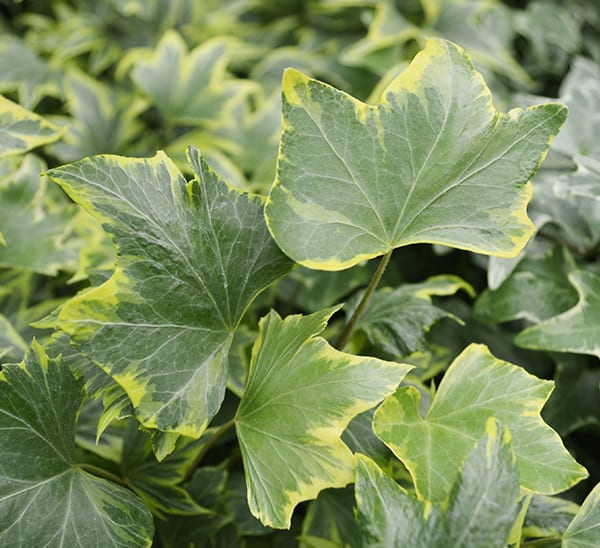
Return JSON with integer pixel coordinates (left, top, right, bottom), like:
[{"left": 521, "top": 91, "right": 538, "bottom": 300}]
[{"left": 0, "top": 0, "right": 599, "bottom": 546}]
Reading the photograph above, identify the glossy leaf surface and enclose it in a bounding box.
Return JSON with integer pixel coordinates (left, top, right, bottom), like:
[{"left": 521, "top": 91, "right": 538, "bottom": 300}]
[
  {"left": 48, "top": 148, "right": 293, "bottom": 437},
  {"left": 0, "top": 343, "right": 153, "bottom": 546},
  {"left": 235, "top": 308, "right": 411, "bottom": 528},
  {"left": 266, "top": 38, "right": 565, "bottom": 270}
]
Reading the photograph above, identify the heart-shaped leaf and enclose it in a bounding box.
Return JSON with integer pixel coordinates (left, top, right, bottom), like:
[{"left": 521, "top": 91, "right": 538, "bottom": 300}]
[
  {"left": 265, "top": 38, "right": 566, "bottom": 270},
  {"left": 0, "top": 342, "right": 153, "bottom": 546},
  {"left": 235, "top": 308, "right": 411, "bottom": 528},
  {"left": 373, "top": 343, "right": 587, "bottom": 502},
  {"left": 48, "top": 148, "right": 294, "bottom": 438}
]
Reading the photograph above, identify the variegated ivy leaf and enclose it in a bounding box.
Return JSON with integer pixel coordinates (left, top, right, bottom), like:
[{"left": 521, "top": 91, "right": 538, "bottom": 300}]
[
  {"left": 235, "top": 308, "right": 411, "bottom": 529},
  {"left": 0, "top": 95, "right": 63, "bottom": 158},
  {"left": 47, "top": 148, "right": 294, "bottom": 438},
  {"left": 348, "top": 275, "right": 474, "bottom": 358},
  {"left": 516, "top": 270, "right": 600, "bottom": 359},
  {"left": 355, "top": 419, "right": 520, "bottom": 548},
  {"left": 562, "top": 482, "right": 600, "bottom": 547},
  {"left": 132, "top": 30, "right": 255, "bottom": 127},
  {"left": 266, "top": 38, "right": 565, "bottom": 271},
  {"left": 0, "top": 155, "right": 78, "bottom": 275},
  {"left": 374, "top": 343, "right": 587, "bottom": 503},
  {"left": 0, "top": 342, "right": 153, "bottom": 546}
]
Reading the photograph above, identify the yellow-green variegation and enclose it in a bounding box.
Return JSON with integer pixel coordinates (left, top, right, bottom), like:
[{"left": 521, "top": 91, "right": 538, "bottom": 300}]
[
  {"left": 0, "top": 342, "right": 153, "bottom": 546},
  {"left": 373, "top": 343, "right": 588, "bottom": 503},
  {"left": 265, "top": 38, "right": 566, "bottom": 271},
  {"left": 47, "top": 148, "right": 294, "bottom": 438},
  {"left": 235, "top": 308, "right": 412, "bottom": 529}
]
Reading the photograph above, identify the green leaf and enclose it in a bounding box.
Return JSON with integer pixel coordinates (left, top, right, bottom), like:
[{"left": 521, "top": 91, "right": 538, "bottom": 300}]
[
  {"left": 48, "top": 148, "right": 294, "bottom": 438},
  {"left": 0, "top": 36, "right": 60, "bottom": 108},
  {"left": 0, "top": 342, "right": 153, "bottom": 546},
  {"left": 556, "top": 155, "right": 600, "bottom": 204},
  {"left": 120, "top": 422, "right": 208, "bottom": 518},
  {"left": 523, "top": 494, "right": 580, "bottom": 539},
  {"left": 266, "top": 38, "right": 565, "bottom": 270},
  {"left": 0, "top": 313, "right": 27, "bottom": 362},
  {"left": 373, "top": 343, "right": 587, "bottom": 502},
  {"left": 0, "top": 95, "right": 63, "bottom": 157},
  {"left": 0, "top": 156, "right": 78, "bottom": 275},
  {"left": 474, "top": 245, "right": 579, "bottom": 324},
  {"left": 132, "top": 30, "right": 255, "bottom": 127},
  {"left": 349, "top": 275, "right": 474, "bottom": 359},
  {"left": 355, "top": 418, "right": 520, "bottom": 548},
  {"left": 516, "top": 270, "right": 600, "bottom": 359},
  {"left": 563, "top": 482, "right": 600, "bottom": 547},
  {"left": 235, "top": 308, "right": 412, "bottom": 528}
]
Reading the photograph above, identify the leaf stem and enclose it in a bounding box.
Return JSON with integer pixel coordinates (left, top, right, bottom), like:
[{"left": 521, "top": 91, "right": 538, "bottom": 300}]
[
  {"left": 184, "top": 418, "right": 236, "bottom": 482},
  {"left": 334, "top": 250, "right": 393, "bottom": 350},
  {"left": 78, "top": 463, "right": 128, "bottom": 487}
]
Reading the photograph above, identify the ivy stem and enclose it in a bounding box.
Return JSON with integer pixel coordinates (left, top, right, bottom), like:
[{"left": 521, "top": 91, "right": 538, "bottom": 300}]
[
  {"left": 334, "top": 250, "right": 393, "bottom": 351},
  {"left": 78, "top": 463, "right": 128, "bottom": 488},
  {"left": 184, "top": 418, "right": 236, "bottom": 482}
]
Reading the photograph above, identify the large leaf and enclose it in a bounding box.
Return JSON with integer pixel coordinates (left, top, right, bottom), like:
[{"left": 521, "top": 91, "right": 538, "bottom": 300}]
[
  {"left": 373, "top": 343, "right": 587, "bottom": 502},
  {"left": 0, "top": 342, "right": 153, "bottom": 546},
  {"left": 516, "top": 270, "right": 600, "bottom": 359},
  {"left": 235, "top": 308, "right": 411, "bottom": 528},
  {"left": 48, "top": 148, "right": 294, "bottom": 438},
  {"left": 355, "top": 418, "right": 520, "bottom": 548},
  {"left": 265, "top": 38, "right": 565, "bottom": 270},
  {"left": 0, "top": 95, "right": 63, "bottom": 157}
]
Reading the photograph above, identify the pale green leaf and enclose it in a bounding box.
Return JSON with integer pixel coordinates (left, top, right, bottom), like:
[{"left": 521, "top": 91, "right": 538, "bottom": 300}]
[
  {"left": 516, "top": 270, "right": 600, "bottom": 359},
  {"left": 355, "top": 418, "right": 520, "bottom": 548},
  {"left": 0, "top": 342, "right": 153, "bottom": 547},
  {"left": 235, "top": 308, "right": 411, "bottom": 528},
  {"left": 266, "top": 38, "right": 565, "bottom": 270},
  {"left": 132, "top": 30, "right": 255, "bottom": 126},
  {"left": 474, "top": 245, "right": 578, "bottom": 324},
  {"left": 0, "top": 313, "right": 27, "bottom": 362},
  {"left": 47, "top": 148, "right": 293, "bottom": 438},
  {"left": 0, "top": 156, "right": 78, "bottom": 275},
  {"left": 374, "top": 343, "right": 587, "bottom": 502},
  {"left": 555, "top": 155, "right": 600, "bottom": 204},
  {"left": 0, "top": 95, "right": 63, "bottom": 157},
  {"left": 563, "top": 482, "right": 600, "bottom": 547}
]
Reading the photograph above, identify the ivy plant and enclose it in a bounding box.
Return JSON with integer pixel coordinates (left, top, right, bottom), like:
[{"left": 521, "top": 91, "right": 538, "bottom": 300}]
[{"left": 1, "top": 1, "right": 600, "bottom": 546}]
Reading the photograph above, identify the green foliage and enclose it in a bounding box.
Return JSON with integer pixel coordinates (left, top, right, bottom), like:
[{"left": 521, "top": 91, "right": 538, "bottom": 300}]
[{"left": 0, "top": 1, "right": 599, "bottom": 546}]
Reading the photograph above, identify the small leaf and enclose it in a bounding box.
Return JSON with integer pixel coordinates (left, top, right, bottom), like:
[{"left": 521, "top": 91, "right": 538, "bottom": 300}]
[
  {"left": 563, "top": 482, "right": 600, "bottom": 547},
  {"left": 0, "top": 95, "right": 63, "bottom": 157},
  {"left": 523, "top": 494, "right": 580, "bottom": 539},
  {"left": 0, "top": 342, "right": 153, "bottom": 546},
  {"left": 266, "top": 38, "right": 565, "bottom": 270},
  {"left": 374, "top": 343, "right": 587, "bottom": 502},
  {"left": 132, "top": 31, "right": 254, "bottom": 126},
  {"left": 474, "top": 245, "right": 578, "bottom": 324},
  {"left": 355, "top": 418, "right": 520, "bottom": 548},
  {"left": 516, "top": 270, "right": 600, "bottom": 359},
  {"left": 235, "top": 308, "right": 411, "bottom": 528},
  {"left": 350, "top": 275, "right": 474, "bottom": 358},
  {"left": 48, "top": 148, "right": 293, "bottom": 438},
  {"left": 0, "top": 156, "right": 78, "bottom": 275}
]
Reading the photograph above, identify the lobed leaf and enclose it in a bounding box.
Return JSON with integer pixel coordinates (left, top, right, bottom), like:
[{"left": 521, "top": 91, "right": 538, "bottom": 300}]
[
  {"left": 266, "top": 38, "right": 565, "bottom": 270},
  {"left": 48, "top": 148, "right": 293, "bottom": 438},
  {"left": 235, "top": 307, "right": 411, "bottom": 528},
  {"left": 373, "top": 343, "right": 587, "bottom": 502},
  {"left": 0, "top": 342, "right": 153, "bottom": 546}
]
